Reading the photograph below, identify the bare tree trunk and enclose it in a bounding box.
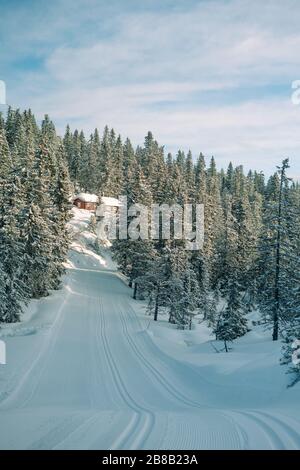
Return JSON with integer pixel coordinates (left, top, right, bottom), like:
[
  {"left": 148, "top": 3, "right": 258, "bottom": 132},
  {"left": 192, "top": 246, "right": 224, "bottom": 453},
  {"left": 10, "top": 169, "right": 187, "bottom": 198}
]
[
  {"left": 133, "top": 282, "right": 138, "bottom": 299},
  {"left": 273, "top": 160, "right": 288, "bottom": 341},
  {"left": 154, "top": 287, "right": 160, "bottom": 322}
]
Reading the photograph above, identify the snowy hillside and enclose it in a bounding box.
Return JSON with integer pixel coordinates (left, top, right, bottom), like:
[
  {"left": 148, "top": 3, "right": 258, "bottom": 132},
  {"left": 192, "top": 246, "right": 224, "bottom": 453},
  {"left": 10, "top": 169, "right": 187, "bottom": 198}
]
[
  {"left": 0, "top": 208, "right": 299, "bottom": 450},
  {"left": 65, "top": 207, "right": 117, "bottom": 271}
]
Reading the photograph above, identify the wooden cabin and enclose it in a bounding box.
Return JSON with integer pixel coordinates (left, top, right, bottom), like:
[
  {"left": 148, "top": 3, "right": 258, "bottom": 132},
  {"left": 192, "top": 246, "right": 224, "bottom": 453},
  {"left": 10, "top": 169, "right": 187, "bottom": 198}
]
[{"left": 73, "top": 193, "right": 99, "bottom": 211}]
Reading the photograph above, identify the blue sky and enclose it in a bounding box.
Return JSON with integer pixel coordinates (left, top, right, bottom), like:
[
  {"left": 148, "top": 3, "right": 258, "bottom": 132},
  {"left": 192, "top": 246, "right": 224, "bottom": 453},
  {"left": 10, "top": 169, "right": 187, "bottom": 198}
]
[{"left": 1, "top": 0, "right": 300, "bottom": 177}]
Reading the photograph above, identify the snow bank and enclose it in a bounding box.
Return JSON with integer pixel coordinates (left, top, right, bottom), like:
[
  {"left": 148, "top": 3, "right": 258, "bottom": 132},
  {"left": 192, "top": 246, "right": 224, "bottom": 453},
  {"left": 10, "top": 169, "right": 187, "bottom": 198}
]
[
  {"left": 66, "top": 207, "right": 117, "bottom": 271},
  {"left": 129, "top": 298, "right": 300, "bottom": 409}
]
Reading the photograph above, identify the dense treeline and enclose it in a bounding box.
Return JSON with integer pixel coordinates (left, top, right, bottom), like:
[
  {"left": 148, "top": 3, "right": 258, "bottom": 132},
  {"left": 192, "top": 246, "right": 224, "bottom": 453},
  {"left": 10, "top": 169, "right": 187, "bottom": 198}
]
[
  {"left": 1, "top": 107, "right": 299, "bottom": 384},
  {"left": 63, "top": 124, "right": 300, "bottom": 383},
  {"left": 0, "top": 107, "right": 72, "bottom": 322}
]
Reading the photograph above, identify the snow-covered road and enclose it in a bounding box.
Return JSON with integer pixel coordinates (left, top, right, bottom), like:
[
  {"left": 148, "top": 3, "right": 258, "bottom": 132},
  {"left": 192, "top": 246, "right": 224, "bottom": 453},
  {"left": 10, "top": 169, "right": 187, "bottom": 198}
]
[
  {"left": 0, "top": 262, "right": 300, "bottom": 449},
  {"left": 0, "top": 208, "right": 299, "bottom": 450}
]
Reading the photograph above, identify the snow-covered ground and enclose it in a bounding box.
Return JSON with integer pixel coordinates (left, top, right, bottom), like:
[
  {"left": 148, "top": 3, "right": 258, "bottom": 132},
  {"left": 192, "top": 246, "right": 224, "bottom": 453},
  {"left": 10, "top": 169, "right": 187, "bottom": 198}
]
[{"left": 0, "top": 207, "right": 299, "bottom": 449}]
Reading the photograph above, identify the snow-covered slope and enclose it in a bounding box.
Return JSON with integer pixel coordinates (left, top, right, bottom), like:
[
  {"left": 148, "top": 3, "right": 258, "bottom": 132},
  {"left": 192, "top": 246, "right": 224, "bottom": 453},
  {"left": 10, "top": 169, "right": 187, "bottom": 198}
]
[{"left": 0, "top": 208, "right": 299, "bottom": 449}]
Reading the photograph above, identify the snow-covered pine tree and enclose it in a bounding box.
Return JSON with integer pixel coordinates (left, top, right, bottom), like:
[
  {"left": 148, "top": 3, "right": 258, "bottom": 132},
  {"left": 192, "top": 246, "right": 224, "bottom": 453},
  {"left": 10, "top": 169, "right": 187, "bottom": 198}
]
[
  {"left": 204, "top": 157, "right": 224, "bottom": 288},
  {"left": 63, "top": 125, "right": 74, "bottom": 177},
  {"left": 68, "top": 129, "right": 79, "bottom": 187},
  {"left": 74, "top": 130, "right": 87, "bottom": 190},
  {"left": 5, "top": 106, "right": 19, "bottom": 148},
  {"left": 191, "top": 250, "right": 217, "bottom": 326},
  {"left": 136, "top": 246, "right": 175, "bottom": 321},
  {"left": 111, "top": 155, "right": 153, "bottom": 290},
  {"left": 0, "top": 129, "right": 28, "bottom": 322},
  {"left": 234, "top": 180, "right": 262, "bottom": 294},
  {"left": 185, "top": 150, "right": 196, "bottom": 203},
  {"left": 86, "top": 133, "right": 100, "bottom": 194},
  {"left": 0, "top": 112, "right": 4, "bottom": 131},
  {"left": 225, "top": 162, "right": 234, "bottom": 193},
  {"left": 22, "top": 136, "right": 56, "bottom": 298},
  {"left": 22, "top": 203, "right": 54, "bottom": 298},
  {"left": 217, "top": 193, "right": 239, "bottom": 295},
  {"left": 130, "top": 242, "right": 157, "bottom": 299},
  {"left": 280, "top": 183, "right": 300, "bottom": 385},
  {"left": 138, "top": 132, "right": 167, "bottom": 203},
  {"left": 49, "top": 143, "right": 72, "bottom": 289},
  {"left": 258, "top": 159, "right": 296, "bottom": 341},
  {"left": 126, "top": 162, "right": 152, "bottom": 206},
  {"left": 137, "top": 245, "right": 198, "bottom": 327},
  {"left": 0, "top": 176, "right": 28, "bottom": 322},
  {"left": 245, "top": 182, "right": 263, "bottom": 306},
  {"left": 214, "top": 274, "right": 248, "bottom": 352},
  {"left": 195, "top": 153, "right": 206, "bottom": 204},
  {"left": 281, "top": 323, "right": 300, "bottom": 386},
  {"left": 104, "top": 134, "right": 124, "bottom": 197},
  {"left": 167, "top": 264, "right": 199, "bottom": 329},
  {"left": 135, "top": 258, "right": 167, "bottom": 322},
  {"left": 254, "top": 171, "right": 265, "bottom": 195},
  {"left": 14, "top": 111, "right": 36, "bottom": 187},
  {"left": 123, "top": 138, "right": 135, "bottom": 185},
  {"left": 98, "top": 126, "right": 114, "bottom": 196},
  {"left": 112, "top": 239, "right": 156, "bottom": 296}
]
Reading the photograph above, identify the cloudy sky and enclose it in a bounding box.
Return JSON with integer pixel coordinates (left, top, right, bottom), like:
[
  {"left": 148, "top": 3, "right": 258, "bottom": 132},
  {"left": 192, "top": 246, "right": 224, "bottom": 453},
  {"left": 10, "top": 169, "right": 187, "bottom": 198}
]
[{"left": 1, "top": 0, "right": 300, "bottom": 176}]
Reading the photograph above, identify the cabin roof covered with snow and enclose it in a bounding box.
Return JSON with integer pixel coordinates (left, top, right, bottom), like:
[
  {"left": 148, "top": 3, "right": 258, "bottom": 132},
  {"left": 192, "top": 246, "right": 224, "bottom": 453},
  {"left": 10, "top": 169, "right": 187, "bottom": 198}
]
[
  {"left": 100, "top": 196, "right": 122, "bottom": 207},
  {"left": 74, "top": 193, "right": 99, "bottom": 203}
]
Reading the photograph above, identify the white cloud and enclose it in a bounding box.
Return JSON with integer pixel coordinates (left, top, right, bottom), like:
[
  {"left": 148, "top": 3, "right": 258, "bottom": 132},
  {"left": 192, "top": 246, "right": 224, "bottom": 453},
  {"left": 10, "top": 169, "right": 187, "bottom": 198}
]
[
  {"left": 5, "top": 0, "right": 300, "bottom": 175},
  {"left": 45, "top": 2, "right": 300, "bottom": 87}
]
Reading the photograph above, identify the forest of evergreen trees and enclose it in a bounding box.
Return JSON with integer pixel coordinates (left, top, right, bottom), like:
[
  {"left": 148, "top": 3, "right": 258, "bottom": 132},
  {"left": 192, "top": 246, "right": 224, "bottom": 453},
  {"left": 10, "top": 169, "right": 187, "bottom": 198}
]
[
  {"left": 0, "top": 107, "right": 299, "bottom": 384},
  {"left": 0, "top": 108, "right": 71, "bottom": 323}
]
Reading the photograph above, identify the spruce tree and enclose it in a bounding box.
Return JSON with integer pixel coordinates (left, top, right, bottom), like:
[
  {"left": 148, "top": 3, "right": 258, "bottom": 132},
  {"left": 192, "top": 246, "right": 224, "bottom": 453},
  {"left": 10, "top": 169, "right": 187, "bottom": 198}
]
[
  {"left": 214, "top": 275, "right": 248, "bottom": 351},
  {"left": 0, "top": 130, "right": 27, "bottom": 321},
  {"left": 258, "top": 159, "right": 295, "bottom": 341},
  {"left": 49, "top": 144, "right": 72, "bottom": 288}
]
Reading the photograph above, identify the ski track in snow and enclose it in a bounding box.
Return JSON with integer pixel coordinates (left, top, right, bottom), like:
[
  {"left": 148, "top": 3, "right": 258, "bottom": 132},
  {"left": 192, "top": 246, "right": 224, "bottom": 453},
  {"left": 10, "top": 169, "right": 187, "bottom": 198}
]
[
  {"left": 0, "top": 214, "right": 299, "bottom": 449},
  {"left": 230, "top": 410, "right": 300, "bottom": 450},
  {"left": 97, "top": 296, "right": 155, "bottom": 450},
  {"left": 0, "top": 290, "right": 72, "bottom": 411}
]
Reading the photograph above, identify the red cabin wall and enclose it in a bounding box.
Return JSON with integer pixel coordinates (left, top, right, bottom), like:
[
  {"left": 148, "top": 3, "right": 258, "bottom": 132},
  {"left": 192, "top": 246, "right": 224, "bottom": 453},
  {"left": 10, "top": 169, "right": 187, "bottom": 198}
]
[{"left": 73, "top": 199, "right": 96, "bottom": 211}]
